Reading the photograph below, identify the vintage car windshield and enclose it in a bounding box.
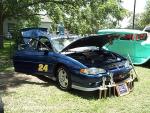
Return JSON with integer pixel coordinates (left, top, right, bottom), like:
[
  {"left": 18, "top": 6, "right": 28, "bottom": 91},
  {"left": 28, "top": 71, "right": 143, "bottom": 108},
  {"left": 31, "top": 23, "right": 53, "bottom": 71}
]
[{"left": 51, "top": 38, "right": 77, "bottom": 52}]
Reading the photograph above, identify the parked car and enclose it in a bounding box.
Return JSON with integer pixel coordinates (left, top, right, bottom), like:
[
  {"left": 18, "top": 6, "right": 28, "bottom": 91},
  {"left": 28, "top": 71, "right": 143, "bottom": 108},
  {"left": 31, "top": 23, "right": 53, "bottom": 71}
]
[
  {"left": 143, "top": 26, "right": 150, "bottom": 33},
  {"left": 13, "top": 29, "right": 135, "bottom": 97},
  {"left": 143, "top": 26, "right": 150, "bottom": 37},
  {"left": 98, "top": 29, "right": 150, "bottom": 65}
]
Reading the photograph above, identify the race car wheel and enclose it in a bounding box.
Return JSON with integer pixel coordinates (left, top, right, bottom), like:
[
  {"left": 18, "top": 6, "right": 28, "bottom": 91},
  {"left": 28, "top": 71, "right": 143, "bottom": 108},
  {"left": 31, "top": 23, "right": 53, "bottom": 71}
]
[{"left": 57, "top": 66, "right": 71, "bottom": 91}]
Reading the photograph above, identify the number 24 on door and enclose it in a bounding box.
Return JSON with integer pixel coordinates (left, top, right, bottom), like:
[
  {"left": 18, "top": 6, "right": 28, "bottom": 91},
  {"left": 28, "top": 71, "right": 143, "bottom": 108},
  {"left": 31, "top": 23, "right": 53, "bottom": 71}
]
[{"left": 38, "top": 64, "right": 48, "bottom": 72}]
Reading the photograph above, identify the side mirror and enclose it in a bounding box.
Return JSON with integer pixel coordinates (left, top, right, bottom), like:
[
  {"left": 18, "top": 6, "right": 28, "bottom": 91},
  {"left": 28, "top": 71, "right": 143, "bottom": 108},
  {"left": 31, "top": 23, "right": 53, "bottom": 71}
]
[{"left": 44, "top": 50, "right": 49, "bottom": 55}]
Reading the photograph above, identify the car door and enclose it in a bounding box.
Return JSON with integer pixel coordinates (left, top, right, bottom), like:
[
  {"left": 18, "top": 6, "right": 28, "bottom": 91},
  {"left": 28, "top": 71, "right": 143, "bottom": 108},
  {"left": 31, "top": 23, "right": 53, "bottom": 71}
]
[
  {"left": 34, "top": 36, "right": 55, "bottom": 76},
  {"left": 13, "top": 39, "right": 40, "bottom": 74},
  {"left": 13, "top": 37, "right": 55, "bottom": 76}
]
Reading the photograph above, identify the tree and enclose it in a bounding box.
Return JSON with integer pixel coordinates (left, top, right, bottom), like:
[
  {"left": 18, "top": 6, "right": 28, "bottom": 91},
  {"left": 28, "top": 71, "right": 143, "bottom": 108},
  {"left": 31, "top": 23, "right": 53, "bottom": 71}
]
[
  {"left": 0, "top": 0, "right": 39, "bottom": 48},
  {"left": 127, "top": 13, "right": 143, "bottom": 30},
  {"left": 0, "top": 0, "right": 127, "bottom": 48},
  {"left": 44, "top": 0, "right": 127, "bottom": 35},
  {"left": 135, "top": 0, "right": 150, "bottom": 29},
  {"left": 0, "top": 0, "right": 75, "bottom": 48}
]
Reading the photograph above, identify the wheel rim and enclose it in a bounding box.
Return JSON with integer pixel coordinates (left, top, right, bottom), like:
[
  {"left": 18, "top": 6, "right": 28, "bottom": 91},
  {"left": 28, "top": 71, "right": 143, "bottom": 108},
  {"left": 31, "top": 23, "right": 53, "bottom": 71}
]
[{"left": 58, "top": 68, "right": 69, "bottom": 88}]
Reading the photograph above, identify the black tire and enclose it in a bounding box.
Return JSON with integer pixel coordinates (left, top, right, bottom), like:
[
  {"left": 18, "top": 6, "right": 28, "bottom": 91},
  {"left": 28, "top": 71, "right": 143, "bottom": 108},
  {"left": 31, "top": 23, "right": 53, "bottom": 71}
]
[{"left": 56, "top": 66, "right": 72, "bottom": 91}]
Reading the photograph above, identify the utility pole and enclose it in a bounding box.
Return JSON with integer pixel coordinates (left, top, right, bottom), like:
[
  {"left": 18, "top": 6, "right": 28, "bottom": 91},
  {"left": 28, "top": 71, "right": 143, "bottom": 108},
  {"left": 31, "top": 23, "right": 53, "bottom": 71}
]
[{"left": 133, "top": 0, "right": 136, "bottom": 29}]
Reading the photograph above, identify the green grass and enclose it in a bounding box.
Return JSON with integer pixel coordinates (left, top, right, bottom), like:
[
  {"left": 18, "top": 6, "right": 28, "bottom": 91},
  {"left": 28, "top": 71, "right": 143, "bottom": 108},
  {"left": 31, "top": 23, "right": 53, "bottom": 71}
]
[
  {"left": 0, "top": 40, "right": 14, "bottom": 72},
  {"left": 0, "top": 41, "right": 150, "bottom": 113}
]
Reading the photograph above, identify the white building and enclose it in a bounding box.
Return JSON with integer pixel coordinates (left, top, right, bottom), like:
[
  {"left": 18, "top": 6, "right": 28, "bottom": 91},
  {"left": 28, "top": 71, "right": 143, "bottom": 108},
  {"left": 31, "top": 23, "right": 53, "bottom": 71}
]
[
  {"left": 39, "top": 15, "right": 52, "bottom": 31},
  {"left": 3, "top": 18, "right": 17, "bottom": 37},
  {"left": 3, "top": 15, "right": 52, "bottom": 37}
]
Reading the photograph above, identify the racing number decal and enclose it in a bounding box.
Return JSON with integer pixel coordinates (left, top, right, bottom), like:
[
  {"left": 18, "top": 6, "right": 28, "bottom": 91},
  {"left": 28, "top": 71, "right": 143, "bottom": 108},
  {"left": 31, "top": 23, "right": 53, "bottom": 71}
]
[{"left": 38, "top": 64, "right": 48, "bottom": 72}]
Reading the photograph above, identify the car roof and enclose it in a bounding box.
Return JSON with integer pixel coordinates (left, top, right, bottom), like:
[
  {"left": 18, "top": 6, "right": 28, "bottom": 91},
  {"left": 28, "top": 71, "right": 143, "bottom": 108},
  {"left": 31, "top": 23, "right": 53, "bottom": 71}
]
[{"left": 98, "top": 29, "right": 147, "bottom": 35}]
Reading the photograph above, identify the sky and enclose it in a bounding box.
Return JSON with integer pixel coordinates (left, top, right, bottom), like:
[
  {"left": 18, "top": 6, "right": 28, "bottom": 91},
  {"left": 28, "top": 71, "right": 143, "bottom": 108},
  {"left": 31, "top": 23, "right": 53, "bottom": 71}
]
[{"left": 121, "top": 0, "right": 146, "bottom": 28}]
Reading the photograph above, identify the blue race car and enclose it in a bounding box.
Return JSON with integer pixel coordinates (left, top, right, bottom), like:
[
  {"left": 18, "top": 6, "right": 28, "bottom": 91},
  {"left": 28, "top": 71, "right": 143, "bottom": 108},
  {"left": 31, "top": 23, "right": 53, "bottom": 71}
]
[{"left": 13, "top": 29, "right": 134, "bottom": 96}]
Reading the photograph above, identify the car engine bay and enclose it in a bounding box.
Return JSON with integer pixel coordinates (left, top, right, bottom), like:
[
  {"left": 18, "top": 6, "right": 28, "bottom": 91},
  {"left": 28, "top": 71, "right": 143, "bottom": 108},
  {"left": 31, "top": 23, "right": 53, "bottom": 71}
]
[{"left": 66, "top": 49, "right": 123, "bottom": 67}]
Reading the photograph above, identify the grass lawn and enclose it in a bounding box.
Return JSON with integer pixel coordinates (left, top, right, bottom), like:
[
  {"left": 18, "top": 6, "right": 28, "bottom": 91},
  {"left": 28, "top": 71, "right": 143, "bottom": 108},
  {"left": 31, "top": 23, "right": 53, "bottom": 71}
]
[{"left": 0, "top": 40, "right": 150, "bottom": 113}]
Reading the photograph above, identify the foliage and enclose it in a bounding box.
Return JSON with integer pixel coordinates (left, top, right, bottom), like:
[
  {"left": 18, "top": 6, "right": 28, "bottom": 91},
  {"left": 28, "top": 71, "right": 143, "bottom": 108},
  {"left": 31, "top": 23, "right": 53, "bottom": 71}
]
[
  {"left": 127, "top": 13, "right": 143, "bottom": 30},
  {"left": 12, "top": 16, "right": 41, "bottom": 40},
  {"left": 44, "top": 0, "right": 127, "bottom": 35},
  {"left": 0, "top": 0, "right": 43, "bottom": 48},
  {"left": 128, "top": 0, "right": 150, "bottom": 30},
  {"left": 139, "top": 0, "right": 150, "bottom": 28},
  {"left": 0, "top": 40, "right": 14, "bottom": 72},
  {"left": 0, "top": 0, "right": 127, "bottom": 48}
]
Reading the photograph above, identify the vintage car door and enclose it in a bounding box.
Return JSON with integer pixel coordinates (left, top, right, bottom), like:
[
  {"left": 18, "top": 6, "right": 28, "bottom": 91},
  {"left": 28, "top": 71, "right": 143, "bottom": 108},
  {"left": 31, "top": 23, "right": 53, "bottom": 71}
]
[{"left": 106, "top": 34, "right": 135, "bottom": 60}]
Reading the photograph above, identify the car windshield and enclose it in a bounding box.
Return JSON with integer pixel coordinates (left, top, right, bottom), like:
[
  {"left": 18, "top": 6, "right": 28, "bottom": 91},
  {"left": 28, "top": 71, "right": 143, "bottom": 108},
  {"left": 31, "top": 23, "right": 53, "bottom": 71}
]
[{"left": 51, "top": 38, "right": 77, "bottom": 52}]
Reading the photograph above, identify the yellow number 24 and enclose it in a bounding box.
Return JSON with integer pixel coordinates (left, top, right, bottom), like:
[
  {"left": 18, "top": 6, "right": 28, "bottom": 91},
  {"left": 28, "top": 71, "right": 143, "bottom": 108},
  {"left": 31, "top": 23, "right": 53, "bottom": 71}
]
[{"left": 38, "top": 64, "right": 48, "bottom": 72}]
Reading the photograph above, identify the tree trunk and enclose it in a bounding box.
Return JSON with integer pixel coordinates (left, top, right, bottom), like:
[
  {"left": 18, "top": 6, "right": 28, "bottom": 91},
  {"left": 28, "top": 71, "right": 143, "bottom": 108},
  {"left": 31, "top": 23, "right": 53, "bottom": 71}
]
[
  {"left": 0, "top": 16, "right": 4, "bottom": 48},
  {"left": 0, "top": 1, "right": 4, "bottom": 48}
]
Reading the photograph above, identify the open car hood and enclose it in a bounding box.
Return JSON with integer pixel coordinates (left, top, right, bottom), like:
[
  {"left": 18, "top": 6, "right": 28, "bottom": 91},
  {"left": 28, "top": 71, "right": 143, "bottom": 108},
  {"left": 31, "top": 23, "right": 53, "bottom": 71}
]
[{"left": 61, "top": 34, "right": 120, "bottom": 52}]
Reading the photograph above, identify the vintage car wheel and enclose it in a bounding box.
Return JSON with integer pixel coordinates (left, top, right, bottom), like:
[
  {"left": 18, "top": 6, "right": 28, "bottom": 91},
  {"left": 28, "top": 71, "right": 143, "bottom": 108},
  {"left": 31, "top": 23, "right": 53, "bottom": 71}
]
[{"left": 57, "top": 66, "right": 71, "bottom": 91}]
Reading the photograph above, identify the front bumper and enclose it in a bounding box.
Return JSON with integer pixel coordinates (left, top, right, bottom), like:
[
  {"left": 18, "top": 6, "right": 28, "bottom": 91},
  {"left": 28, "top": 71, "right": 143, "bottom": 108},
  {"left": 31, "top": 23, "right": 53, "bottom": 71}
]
[{"left": 71, "top": 77, "right": 134, "bottom": 95}]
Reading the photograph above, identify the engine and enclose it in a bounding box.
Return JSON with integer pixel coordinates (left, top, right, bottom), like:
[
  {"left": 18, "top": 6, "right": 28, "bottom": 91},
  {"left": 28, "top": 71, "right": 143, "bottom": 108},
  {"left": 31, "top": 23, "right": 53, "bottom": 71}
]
[{"left": 66, "top": 50, "right": 122, "bottom": 67}]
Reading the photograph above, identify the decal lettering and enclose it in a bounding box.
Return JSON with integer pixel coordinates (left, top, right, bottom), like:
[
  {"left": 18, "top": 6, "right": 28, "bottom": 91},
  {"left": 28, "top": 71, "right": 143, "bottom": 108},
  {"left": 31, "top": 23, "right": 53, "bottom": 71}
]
[
  {"left": 38, "top": 64, "right": 48, "bottom": 72},
  {"left": 43, "top": 65, "right": 48, "bottom": 72}
]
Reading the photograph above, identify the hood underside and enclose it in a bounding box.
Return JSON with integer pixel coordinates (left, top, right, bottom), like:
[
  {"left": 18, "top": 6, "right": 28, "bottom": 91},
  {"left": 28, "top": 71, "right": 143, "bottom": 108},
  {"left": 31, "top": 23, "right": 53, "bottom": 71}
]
[{"left": 61, "top": 34, "right": 120, "bottom": 52}]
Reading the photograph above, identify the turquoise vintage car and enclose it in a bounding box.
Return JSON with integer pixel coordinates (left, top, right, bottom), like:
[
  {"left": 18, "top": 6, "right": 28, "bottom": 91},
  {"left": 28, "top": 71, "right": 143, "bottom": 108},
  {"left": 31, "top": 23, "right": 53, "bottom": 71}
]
[{"left": 97, "top": 29, "right": 150, "bottom": 65}]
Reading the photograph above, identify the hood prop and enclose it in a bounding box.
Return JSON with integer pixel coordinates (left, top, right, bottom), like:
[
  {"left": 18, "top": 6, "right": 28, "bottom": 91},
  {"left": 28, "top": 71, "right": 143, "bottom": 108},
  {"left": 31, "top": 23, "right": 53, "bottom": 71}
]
[{"left": 127, "top": 54, "right": 139, "bottom": 82}]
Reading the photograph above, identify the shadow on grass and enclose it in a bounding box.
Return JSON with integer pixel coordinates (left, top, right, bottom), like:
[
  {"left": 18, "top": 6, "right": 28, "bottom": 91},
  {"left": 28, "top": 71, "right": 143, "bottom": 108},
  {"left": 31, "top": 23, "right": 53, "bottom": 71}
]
[
  {"left": 0, "top": 71, "right": 99, "bottom": 100},
  {"left": 30, "top": 74, "right": 99, "bottom": 99},
  {"left": 140, "top": 60, "right": 150, "bottom": 69},
  {"left": 0, "top": 72, "right": 55, "bottom": 96},
  {"left": 69, "top": 89, "right": 99, "bottom": 100},
  {"left": 34, "top": 75, "right": 99, "bottom": 100}
]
